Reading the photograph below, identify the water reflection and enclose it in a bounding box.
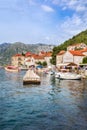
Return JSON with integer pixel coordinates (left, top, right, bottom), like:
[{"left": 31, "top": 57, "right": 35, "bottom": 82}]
[
  {"left": 5, "top": 71, "right": 23, "bottom": 82},
  {"left": 0, "top": 69, "right": 87, "bottom": 130}
]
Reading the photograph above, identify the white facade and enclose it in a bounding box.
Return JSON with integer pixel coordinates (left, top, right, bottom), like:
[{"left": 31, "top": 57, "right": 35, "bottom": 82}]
[
  {"left": 63, "top": 51, "right": 74, "bottom": 63},
  {"left": 25, "top": 57, "right": 35, "bottom": 67},
  {"left": 83, "top": 52, "right": 87, "bottom": 56},
  {"left": 56, "top": 50, "right": 85, "bottom": 66},
  {"left": 44, "top": 56, "right": 52, "bottom": 66},
  {"left": 56, "top": 55, "right": 63, "bottom": 65},
  {"left": 73, "top": 56, "right": 84, "bottom": 65}
]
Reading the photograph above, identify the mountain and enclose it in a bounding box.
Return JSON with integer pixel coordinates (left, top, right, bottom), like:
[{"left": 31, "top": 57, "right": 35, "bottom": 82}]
[
  {"left": 51, "top": 29, "right": 87, "bottom": 65},
  {"left": 0, "top": 42, "right": 54, "bottom": 65}
]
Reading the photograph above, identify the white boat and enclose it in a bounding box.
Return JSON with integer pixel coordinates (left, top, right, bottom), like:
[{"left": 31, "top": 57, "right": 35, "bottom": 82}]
[
  {"left": 55, "top": 72, "right": 61, "bottom": 78},
  {"left": 55, "top": 72, "right": 82, "bottom": 80}
]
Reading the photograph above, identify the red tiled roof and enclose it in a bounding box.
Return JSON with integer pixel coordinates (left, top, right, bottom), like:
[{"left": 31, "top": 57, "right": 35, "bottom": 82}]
[
  {"left": 39, "top": 51, "right": 52, "bottom": 57},
  {"left": 25, "top": 52, "right": 32, "bottom": 57},
  {"left": 80, "top": 48, "right": 87, "bottom": 52},
  {"left": 57, "top": 50, "right": 65, "bottom": 55},
  {"left": 33, "top": 55, "right": 44, "bottom": 60},
  {"left": 13, "top": 54, "right": 22, "bottom": 57},
  {"left": 69, "top": 50, "right": 85, "bottom": 56},
  {"left": 44, "top": 52, "right": 52, "bottom": 57}
]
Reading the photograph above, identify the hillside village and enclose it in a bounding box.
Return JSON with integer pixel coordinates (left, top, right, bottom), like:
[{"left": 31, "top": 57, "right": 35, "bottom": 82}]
[
  {"left": 11, "top": 51, "right": 52, "bottom": 68},
  {"left": 11, "top": 43, "right": 87, "bottom": 69}
]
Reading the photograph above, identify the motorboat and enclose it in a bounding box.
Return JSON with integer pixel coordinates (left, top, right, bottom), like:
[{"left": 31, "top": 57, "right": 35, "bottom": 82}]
[
  {"left": 55, "top": 72, "right": 82, "bottom": 80},
  {"left": 5, "top": 66, "right": 20, "bottom": 72}
]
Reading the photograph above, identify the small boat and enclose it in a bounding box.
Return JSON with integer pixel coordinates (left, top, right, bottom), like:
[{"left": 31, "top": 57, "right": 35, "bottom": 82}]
[
  {"left": 55, "top": 72, "right": 61, "bottom": 78},
  {"left": 5, "top": 66, "right": 20, "bottom": 72},
  {"left": 23, "top": 69, "right": 41, "bottom": 85},
  {"left": 55, "top": 72, "right": 82, "bottom": 80}
]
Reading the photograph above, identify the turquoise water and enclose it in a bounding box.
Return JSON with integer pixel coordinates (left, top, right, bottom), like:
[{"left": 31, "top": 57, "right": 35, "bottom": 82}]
[{"left": 0, "top": 69, "right": 87, "bottom": 130}]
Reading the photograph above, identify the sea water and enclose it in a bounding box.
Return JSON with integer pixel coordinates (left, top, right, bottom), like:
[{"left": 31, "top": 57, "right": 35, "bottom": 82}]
[{"left": 0, "top": 69, "right": 87, "bottom": 130}]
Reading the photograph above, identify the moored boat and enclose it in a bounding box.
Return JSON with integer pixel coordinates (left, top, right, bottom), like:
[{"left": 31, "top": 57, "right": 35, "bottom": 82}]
[
  {"left": 55, "top": 72, "right": 82, "bottom": 80},
  {"left": 5, "top": 66, "right": 20, "bottom": 72}
]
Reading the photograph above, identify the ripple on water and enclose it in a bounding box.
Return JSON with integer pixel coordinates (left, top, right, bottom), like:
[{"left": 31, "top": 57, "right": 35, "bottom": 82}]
[{"left": 0, "top": 69, "right": 87, "bottom": 130}]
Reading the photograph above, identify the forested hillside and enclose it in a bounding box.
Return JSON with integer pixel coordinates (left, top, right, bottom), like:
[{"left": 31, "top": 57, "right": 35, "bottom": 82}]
[{"left": 51, "top": 29, "right": 87, "bottom": 65}]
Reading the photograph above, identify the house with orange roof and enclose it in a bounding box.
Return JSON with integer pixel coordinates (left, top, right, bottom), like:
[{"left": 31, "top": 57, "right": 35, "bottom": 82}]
[
  {"left": 35, "top": 51, "right": 52, "bottom": 66},
  {"left": 34, "top": 55, "right": 45, "bottom": 64},
  {"left": 56, "top": 50, "right": 66, "bottom": 66},
  {"left": 24, "top": 53, "right": 45, "bottom": 67},
  {"left": 25, "top": 52, "right": 32, "bottom": 57},
  {"left": 11, "top": 54, "right": 25, "bottom": 67},
  {"left": 44, "top": 52, "right": 52, "bottom": 66},
  {"left": 25, "top": 52, "right": 35, "bottom": 67},
  {"left": 25, "top": 58, "right": 35, "bottom": 67},
  {"left": 63, "top": 50, "right": 85, "bottom": 65},
  {"left": 56, "top": 48, "right": 87, "bottom": 67},
  {"left": 11, "top": 50, "right": 53, "bottom": 68}
]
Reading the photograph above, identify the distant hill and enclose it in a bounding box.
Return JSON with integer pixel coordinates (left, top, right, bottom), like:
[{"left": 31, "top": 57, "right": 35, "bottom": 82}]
[
  {"left": 51, "top": 29, "right": 87, "bottom": 65},
  {"left": 0, "top": 42, "right": 54, "bottom": 65},
  {"left": 62, "top": 29, "right": 87, "bottom": 47}
]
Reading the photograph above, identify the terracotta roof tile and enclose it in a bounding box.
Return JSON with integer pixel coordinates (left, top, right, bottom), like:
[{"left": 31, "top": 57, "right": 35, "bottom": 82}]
[
  {"left": 44, "top": 52, "right": 52, "bottom": 57},
  {"left": 13, "top": 54, "right": 22, "bottom": 57},
  {"left": 25, "top": 52, "right": 32, "bottom": 57},
  {"left": 57, "top": 50, "right": 65, "bottom": 55},
  {"left": 31, "top": 54, "right": 44, "bottom": 59},
  {"left": 69, "top": 50, "right": 85, "bottom": 56}
]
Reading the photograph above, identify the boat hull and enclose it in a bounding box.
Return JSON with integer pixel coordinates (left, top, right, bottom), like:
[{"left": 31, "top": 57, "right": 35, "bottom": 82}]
[
  {"left": 23, "top": 80, "right": 41, "bottom": 85},
  {"left": 5, "top": 67, "right": 19, "bottom": 72},
  {"left": 55, "top": 72, "right": 82, "bottom": 80},
  {"left": 59, "top": 77, "right": 81, "bottom": 80}
]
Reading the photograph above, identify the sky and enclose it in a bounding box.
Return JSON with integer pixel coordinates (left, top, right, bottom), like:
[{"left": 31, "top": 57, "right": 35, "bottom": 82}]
[{"left": 0, "top": 0, "right": 87, "bottom": 45}]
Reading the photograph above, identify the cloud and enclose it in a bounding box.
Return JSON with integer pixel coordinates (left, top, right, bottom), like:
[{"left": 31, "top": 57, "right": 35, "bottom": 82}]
[
  {"left": 55, "top": 13, "right": 87, "bottom": 44},
  {"left": 75, "top": 5, "right": 87, "bottom": 12},
  {"left": 0, "top": 0, "right": 87, "bottom": 45},
  {"left": 41, "top": 5, "right": 54, "bottom": 12},
  {"left": 52, "top": 0, "right": 87, "bottom": 12},
  {"left": 50, "top": 0, "right": 87, "bottom": 44}
]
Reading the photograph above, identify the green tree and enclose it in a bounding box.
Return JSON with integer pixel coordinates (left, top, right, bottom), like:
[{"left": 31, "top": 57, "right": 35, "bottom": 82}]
[
  {"left": 82, "top": 56, "right": 87, "bottom": 64},
  {"left": 42, "top": 61, "right": 47, "bottom": 67},
  {"left": 36, "top": 61, "right": 42, "bottom": 65}
]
